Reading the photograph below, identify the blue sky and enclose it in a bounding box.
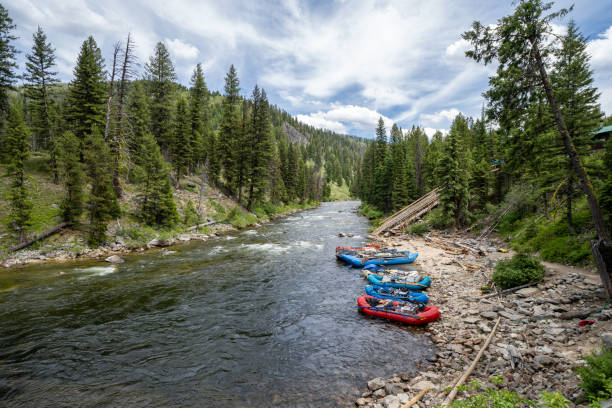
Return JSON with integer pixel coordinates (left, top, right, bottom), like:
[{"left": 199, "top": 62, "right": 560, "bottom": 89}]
[{"left": 5, "top": 0, "right": 612, "bottom": 138}]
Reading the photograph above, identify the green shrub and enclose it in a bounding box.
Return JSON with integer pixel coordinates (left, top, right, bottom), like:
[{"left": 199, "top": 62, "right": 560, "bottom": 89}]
[
  {"left": 427, "top": 208, "right": 452, "bottom": 229},
  {"left": 407, "top": 222, "right": 430, "bottom": 236},
  {"left": 182, "top": 200, "right": 199, "bottom": 226},
  {"left": 226, "top": 206, "right": 257, "bottom": 228},
  {"left": 450, "top": 387, "right": 569, "bottom": 408},
  {"left": 539, "top": 236, "right": 591, "bottom": 265},
  {"left": 492, "top": 253, "right": 544, "bottom": 289},
  {"left": 358, "top": 203, "right": 383, "bottom": 220},
  {"left": 576, "top": 347, "right": 612, "bottom": 404}
]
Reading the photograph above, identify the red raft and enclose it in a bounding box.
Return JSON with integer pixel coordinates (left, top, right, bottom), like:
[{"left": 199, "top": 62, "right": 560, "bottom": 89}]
[{"left": 357, "top": 295, "right": 440, "bottom": 325}]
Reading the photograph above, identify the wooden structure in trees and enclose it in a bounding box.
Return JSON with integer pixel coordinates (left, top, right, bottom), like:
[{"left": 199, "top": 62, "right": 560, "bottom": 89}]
[{"left": 373, "top": 187, "right": 442, "bottom": 236}]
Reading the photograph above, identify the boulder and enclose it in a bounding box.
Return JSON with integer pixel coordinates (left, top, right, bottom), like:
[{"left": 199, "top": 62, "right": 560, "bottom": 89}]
[
  {"left": 147, "top": 238, "right": 160, "bottom": 247},
  {"left": 464, "top": 316, "right": 479, "bottom": 324},
  {"left": 356, "top": 397, "right": 368, "bottom": 406},
  {"left": 412, "top": 380, "right": 435, "bottom": 392},
  {"left": 397, "top": 393, "right": 411, "bottom": 404},
  {"left": 516, "top": 287, "right": 539, "bottom": 298},
  {"left": 104, "top": 255, "right": 124, "bottom": 263},
  {"left": 480, "top": 311, "right": 497, "bottom": 320},
  {"left": 601, "top": 332, "right": 612, "bottom": 350},
  {"left": 382, "top": 395, "right": 400, "bottom": 408},
  {"left": 384, "top": 383, "right": 403, "bottom": 395},
  {"left": 373, "top": 388, "right": 386, "bottom": 398},
  {"left": 368, "top": 377, "right": 386, "bottom": 391},
  {"left": 498, "top": 310, "right": 524, "bottom": 321}
]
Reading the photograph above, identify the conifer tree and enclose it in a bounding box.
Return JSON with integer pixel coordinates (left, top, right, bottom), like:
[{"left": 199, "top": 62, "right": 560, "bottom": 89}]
[
  {"left": 207, "top": 132, "right": 220, "bottom": 185},
  {"left": 145, "top": 42, "right": 176, "bottom": 155},
  {"left": 24, "top": 26, "right": 58, "bottom": 166},
  {"left": 374, "top": 117, "right": 387, "bottom": 166},
  {"left": 286, "top": 142, "right": 299, "bottom": 201},
  {"left": 0, "top": 4, "right": 18, "bottom": 116},
  {"left": 189, "top": 63, "right": 209, "bottom": 167},
  {"left": 219, "top": 64, "right": 241, "bottom": 195},
  {"left": 66, "top": 36, "right": 106, "bottom": 150},
  {"left": 126, "top": 81, "right": 150, "bottom": 182},
  {"left": 84, "top": 127, "right": 120, "bottom": 246},
  {"left": 437, "top": 115, "right": 470, "bottom": 227},
  {"left": 5, "top": 104, "right": 32, "bottom": 243},
  {"left": 57, "top": 131, "right": 84, "bottom": 223},
  {"left": 390, "top": 124, "right": 409, "bottom": 210},
  {"left": 172, "top": 97, "right": 191, "bottom": 184},
  {"left": 246, "top": 86, "right": 272, "bottom": 210},
  {"left": 140, "top": 132, "right": 179, "bottom": 227},
  {"left": 470, "top": 158, "right": 490, "bottom": 212}
]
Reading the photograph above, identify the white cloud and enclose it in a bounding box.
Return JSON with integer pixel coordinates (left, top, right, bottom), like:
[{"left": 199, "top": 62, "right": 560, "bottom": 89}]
[
  {"left": 297, "top": 104, "right": 393, "bottom": 135},
  {"left": 423, "top": 127, "right": 449, "bottom": 138},
  {"left": 165, "top": 38, "right": 199, "bottom": 60},
  {"left": 296, "top": 114, "right": 347, "bottom": 134},
  {"left": 587, "top": 24, "right": 612, "bottom": 115},
  {"left": 420, "top": 108, "right": 462, "bottom": 124}
]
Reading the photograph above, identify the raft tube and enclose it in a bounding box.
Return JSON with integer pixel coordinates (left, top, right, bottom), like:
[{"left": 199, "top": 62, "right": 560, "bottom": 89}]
[
  {"left": 357, "top": 295, "right": 440, "bottom": 325},
  {"left": 337, "top": 251, "right": 418, "bottom": 267},
  {"left": 365, "top": 284, "right": 429, "bottom": 304},
  {"left": 367, "top": 273, "right": 431, "bottom": 291}
]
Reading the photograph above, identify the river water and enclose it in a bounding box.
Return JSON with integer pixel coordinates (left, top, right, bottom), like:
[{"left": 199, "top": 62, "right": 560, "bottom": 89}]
[{"left": 0, "top": 201, "right": 433, "bottom": 407}]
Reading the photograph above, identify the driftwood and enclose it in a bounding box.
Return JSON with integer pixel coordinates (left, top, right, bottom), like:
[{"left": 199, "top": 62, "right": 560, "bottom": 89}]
[
  {"left": 7, "top": 222, "right": 69, "bottom": 252},
  {"left": 401, "top": 384, "right": 430, "bottom": 408},
  {"left": 186, "top": 221, "right": 218, "bottom": 231},
  {"left": 442, "top": 317, "right": 501, "bottom": 407},
  {"left": 482, "top": 281, "right": 539, "bottom": 298}
]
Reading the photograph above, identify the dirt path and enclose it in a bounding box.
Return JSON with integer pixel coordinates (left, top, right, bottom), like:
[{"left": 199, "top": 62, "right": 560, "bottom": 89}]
[{"left": 354, "top": 231, "right": 611, "bottom": 408}]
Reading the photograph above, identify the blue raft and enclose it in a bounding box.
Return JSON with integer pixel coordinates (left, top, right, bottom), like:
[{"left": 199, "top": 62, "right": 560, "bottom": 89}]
[
  {"left": 337, "top": 251, "right": 418, "bottom": 267},
  {"left": 365, "top": 284, "right": 429, "bottom": 304},
  {"left": 367, "top": 273, "right": 431, "bottom": 291}
]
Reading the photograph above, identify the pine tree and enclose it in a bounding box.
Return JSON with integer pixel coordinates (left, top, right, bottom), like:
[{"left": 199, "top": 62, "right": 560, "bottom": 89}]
[
  {"left": 84, "top": 127, "right": 120, "bottom": 246},
  {"left": 140, "top": 132, "right": 179, "bottom": 227},
  {"left": 437, "top": 115, "right": 470, "bottom": 227},
  {"left": 246, "top": 86, "right": 272, "bottom": 210},
  {"left": 286, "top": 142, "right": 299, "bottom": 201},
  {"left": 219, "top": 64, "right": 241, "bottom": 196},
  {"left": 0, "top": 4, "right": 18, "bottom": 116},
  {"left": 390, "top": 124, "right": 409, "bottom": 210},
  {"left": 5, "top": 104, "right": 32, "bottom": 243},
  {"left": 57, "top": 131, "right": 84, "bottom": 223},
  {"left": 374, "top": 117, "right": 387, "bottom": 166},
  {"left": 126, "top": 81, "right": 150, "bottom": 182},
  {"left": 172, "top": 97, "right": 191, "bottom": 184},
  {"left": 189, "top": 63, "right": 209, "bottom": 167},
  {"left": 207, "top": 132, "right": 220, "bottom": 185},
  {"left": 470, "top": 158, "right": 490, "bottom": 212},
  {"left": 550, "top": 20, "right": 603, "bottom": 231},
  {"left": 66, "top": 36, "right": 106, "bottom": 151},
  {"left": 145, "top": 42, "right": 176, "bottom": 155},
  {"left": 24, "top": 26, "right": 59, "bottom": 163}
]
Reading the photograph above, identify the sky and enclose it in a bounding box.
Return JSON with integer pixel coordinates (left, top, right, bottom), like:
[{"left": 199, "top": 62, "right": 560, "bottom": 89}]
[{"left": 5, "top": 0, "right": 612, "bottom": 138}]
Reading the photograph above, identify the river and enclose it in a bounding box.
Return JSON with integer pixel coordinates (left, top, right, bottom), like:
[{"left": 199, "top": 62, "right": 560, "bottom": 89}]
[{"left": 0, "top": 201, "right": 433, "bottom": 407}]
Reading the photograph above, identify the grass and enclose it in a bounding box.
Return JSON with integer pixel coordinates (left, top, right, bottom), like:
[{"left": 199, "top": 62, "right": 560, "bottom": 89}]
[
  {"left": 328, "top": 181, "right": 352, "bottom": 201},
  {"left": 498, "top": 200, "right": 594, "bottom": 266}
]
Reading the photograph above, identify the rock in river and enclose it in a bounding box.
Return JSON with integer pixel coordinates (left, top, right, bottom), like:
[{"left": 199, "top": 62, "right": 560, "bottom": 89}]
[{"left": 105, "top": 255, "right": 124, "bottom": 263}]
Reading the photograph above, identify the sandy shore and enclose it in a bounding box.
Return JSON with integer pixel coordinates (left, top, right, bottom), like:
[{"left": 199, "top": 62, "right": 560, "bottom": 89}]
[{"left": 354, "top": 231, "right": 611, "bottom": 408}]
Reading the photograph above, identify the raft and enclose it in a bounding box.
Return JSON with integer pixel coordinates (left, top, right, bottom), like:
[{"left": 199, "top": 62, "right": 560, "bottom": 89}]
[
  {"left": 337, "top": 251, "right": 418, "bottom": 267},
  {"left": 367, "top": 273, "right": 431, "bottom": 291},
  {"left": 357, "top": 295, "right": 440, "bottom": 325},
  {"left": 365, "top": 284, "right": 429, "bottom": 304}
]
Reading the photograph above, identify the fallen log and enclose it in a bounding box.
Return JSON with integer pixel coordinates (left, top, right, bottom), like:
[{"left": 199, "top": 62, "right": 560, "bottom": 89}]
[
  {"left": 401, "top": 384, "right": 430, "bottom": 408},
  {"left": 482, "top": 281, "right": 539, "bottom": 298},
  {"left": 186, "top": 220, "right": 218, "bottom": 231},
  {"left": 441, "top": 317, "right": 501, "bottom": 407},
  {"left": 7, "top": 222, "right": 69, "bottom": 252}
]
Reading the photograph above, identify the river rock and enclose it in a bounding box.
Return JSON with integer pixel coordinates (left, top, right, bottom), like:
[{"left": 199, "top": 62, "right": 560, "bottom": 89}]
[
  {"left": 464, "top": 316, "right": 479, "bottom": 324},
  {"left": 356, "top": 397, "right": 368, "bottom": 406},
  {"left": 105, "top": 255, "right": 124, "bottom": 263},
  {"left": 384, "top": 383, "right": 403, "bottom": 395},
  {"left": 382, "top": 395, "right": 400, "bottom": 408},
  {"left": 147, "top": 238, "right": 160, "bottom": 247},
  {"left": 397, "top": 393, "right": 411, "bottom": 404},
  {"left": 368, "top": 377, "right": 386, "bottom": 391},
  {"left": 498, "top": 310, "right": 524, "bottom": 321},
  {"left": 601, "top": 332, "right": 612, "bottom": 350},
  {"left": 516, "top": 287, "right": 539, "bottom": 297},
  {"left": 412, "top": 380, "right": 435, "bottom": 392},
  {"left": 373, "top": 388, "right": 386, "bottom": 398},
  {"left": 338, "top": 232, "right": 347, "bottom": 237},
  {"left": 534, "top": 355, "right": 555, "bottom": 365},
  {"left": 480, "top": 311, "right": 497, "bottom": 320}
]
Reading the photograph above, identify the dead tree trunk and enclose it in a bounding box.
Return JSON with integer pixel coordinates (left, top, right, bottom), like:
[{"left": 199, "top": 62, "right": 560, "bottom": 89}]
[
  {"left": 8, "top": 222, "right": 69, "bottom": 252},
  {"left": 532, "top": 42, "right": 612, "bottom": 297}
]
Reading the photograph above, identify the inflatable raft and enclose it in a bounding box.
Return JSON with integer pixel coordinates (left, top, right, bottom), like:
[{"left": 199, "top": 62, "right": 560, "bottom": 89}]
[
  {"left": 337, "top": 251, "right": 418, "bottom": 267},
  {"left": 365, "top": 284, "right": 429, "bottom": 304},
  {"left": 367, "top": 273, "right": 431, "bottom": 291},
  {"left": 357, "top": 295, "right": 440, "bottom": 325}
]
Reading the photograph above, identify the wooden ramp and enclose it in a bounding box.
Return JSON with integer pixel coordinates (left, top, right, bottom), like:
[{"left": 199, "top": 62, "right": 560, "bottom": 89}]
[{"left": 372, "top": 187, "right": 441, "bottom": 236}]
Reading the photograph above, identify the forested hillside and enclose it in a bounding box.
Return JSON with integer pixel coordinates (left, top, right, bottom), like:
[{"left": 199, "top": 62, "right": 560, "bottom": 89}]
[
  {"left": 355, "top": 16, "right": 612, "bottom": 269},
  {"left": 0, "top": 3, "right": 366, "bottom": 250}
]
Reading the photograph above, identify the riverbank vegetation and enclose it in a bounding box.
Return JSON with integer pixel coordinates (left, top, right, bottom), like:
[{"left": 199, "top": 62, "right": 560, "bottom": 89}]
[
  {"left": 353, "top": 3, "right": 612, "bottom": 274},
  {"left": 0, "top": 3, "right": 365, "bottom": 254}
]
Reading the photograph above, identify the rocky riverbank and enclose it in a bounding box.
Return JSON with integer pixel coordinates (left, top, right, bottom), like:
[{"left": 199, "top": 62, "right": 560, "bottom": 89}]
[
  {"left": 354, "top": 231, "right": 611, "bottom": 408},
  {"left": 0, "top": 206, "right": 310, "bottom": 269}
]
